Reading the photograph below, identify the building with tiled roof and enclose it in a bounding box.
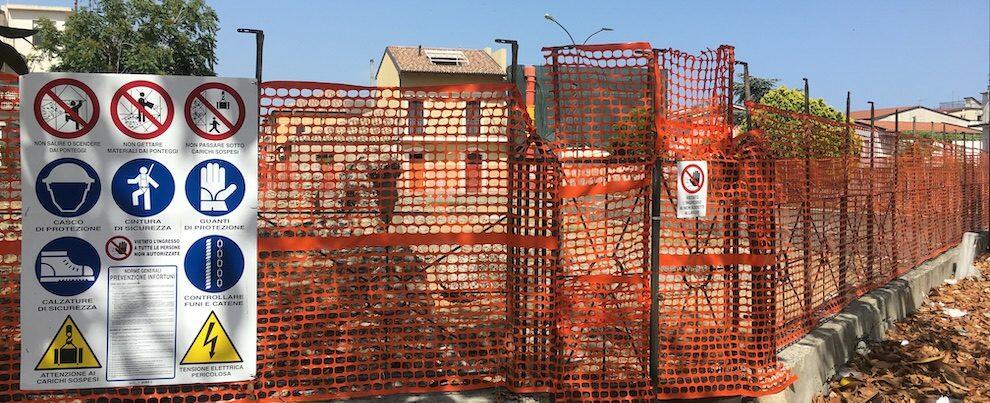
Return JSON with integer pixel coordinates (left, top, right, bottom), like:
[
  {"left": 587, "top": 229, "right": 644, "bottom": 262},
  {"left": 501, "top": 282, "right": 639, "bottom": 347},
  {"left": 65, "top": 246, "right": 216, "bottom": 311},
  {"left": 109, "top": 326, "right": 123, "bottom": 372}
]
[
  {"left": 849, "top": 105, "right": 976, "bottom": 132},
  {"left": 375, "top": 45, "right": 507, "bottom": 87}
]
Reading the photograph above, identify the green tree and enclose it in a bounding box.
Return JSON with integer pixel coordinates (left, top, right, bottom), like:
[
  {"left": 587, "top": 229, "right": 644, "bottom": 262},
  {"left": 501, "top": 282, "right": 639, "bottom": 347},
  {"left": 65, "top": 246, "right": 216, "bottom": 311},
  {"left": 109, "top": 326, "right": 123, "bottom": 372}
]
[
  {"left": 759, "top": 86, "right": 844, "bottom": 121},
  {"left": 755, "top": 86, "right": 859, "bottom": 158},
  {"left": 734, "top": 74, "right": 778, "bottom": 104},
  {"left": 32, "top": 0, "right": 218, "bottom": 75}
]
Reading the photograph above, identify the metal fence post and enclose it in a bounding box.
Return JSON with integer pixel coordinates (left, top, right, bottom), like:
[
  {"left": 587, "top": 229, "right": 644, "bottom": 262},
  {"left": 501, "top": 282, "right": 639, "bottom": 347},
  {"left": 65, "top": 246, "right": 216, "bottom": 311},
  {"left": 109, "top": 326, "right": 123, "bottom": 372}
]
[
  {"left": 801, "top": 79, "right": 813, "bottom": 320},
  {"left": 867, "top": 102, "right": 876, "bottom": 281},
  {"left": 738, "top": 60, "right": 752, "bottom": 131},
  {"left": 892, "top": 110, "right": 900, "bottom": 272},
  {"left": 839, "top": 92, "right": 850, "bottom": 295},
  {"left": 648, "top": 57, "right": 665, "bottom": 391}
]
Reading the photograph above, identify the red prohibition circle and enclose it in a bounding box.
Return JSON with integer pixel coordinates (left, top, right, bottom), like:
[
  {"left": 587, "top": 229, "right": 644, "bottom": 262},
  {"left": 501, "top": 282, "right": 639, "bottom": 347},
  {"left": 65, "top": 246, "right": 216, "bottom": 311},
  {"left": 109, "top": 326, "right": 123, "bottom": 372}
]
[
  {"left": 184, "top": 82, "right": 245, "bottom": 141},
  {"left": 105, "top": 236, "right": 133, "bottom": 261},
  {"left": 111, "top": 80, "right": 174, "bottom": 139},
  {"left": 34, "top": 78, "right": 100, "bottom": 139},
  {"left": 680, "top": 163, "right": 705, "bottom": 195}
]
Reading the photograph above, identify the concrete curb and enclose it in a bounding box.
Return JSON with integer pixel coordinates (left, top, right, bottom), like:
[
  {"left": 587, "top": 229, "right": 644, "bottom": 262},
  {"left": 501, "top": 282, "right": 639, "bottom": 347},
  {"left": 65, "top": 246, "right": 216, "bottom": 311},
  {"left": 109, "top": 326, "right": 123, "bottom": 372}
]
[{"left": 757, "top": 232, "right": 987, "bottom": 403}]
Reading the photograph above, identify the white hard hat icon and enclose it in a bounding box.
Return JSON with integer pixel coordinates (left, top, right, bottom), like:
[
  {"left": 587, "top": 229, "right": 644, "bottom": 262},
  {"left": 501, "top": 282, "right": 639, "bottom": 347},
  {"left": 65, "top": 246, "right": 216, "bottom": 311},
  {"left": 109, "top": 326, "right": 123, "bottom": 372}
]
[{"left": 41, "top": 162, "right": 95, "bottom": 184}]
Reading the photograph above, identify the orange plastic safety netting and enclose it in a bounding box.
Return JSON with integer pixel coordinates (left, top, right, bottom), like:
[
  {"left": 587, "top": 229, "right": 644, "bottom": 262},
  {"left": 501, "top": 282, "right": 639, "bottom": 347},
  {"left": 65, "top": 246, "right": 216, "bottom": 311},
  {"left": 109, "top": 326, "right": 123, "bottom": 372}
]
[
  {"left": 0, "top": 46, "right": 985, "bottom": 403},
  {"left": 254, "top": 82, "right": 559, "bottom": 400},
  {"left": 540, "top": 43, "right": 792, "bottom": 400},
  {"left": 0, "top": 72, "right": 24, "bottom": 400},
  {"left": 651, "top": 47, "right": 793, "bottom": 398},
  {"left": 747, "top": 102, "right": 990, "bottom": 349},
  {"left": 542, "top": 42, "right": 655, "bottom": 401}
]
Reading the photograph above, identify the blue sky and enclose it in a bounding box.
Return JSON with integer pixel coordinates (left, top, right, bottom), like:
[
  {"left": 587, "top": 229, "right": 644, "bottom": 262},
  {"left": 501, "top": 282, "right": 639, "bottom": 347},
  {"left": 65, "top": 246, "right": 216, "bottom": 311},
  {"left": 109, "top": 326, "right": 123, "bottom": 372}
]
[{"left": 31, "top": 1, "right": 990, "bottom": 111}]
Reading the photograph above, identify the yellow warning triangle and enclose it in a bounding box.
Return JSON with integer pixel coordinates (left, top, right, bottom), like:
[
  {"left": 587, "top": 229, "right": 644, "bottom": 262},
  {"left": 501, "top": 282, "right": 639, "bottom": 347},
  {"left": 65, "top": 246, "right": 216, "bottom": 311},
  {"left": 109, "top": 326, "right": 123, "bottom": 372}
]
[
  {"left": 35, "top": 315, "right": 101, "bottom": 370},
  {"left": 180, "top": 310, "right": 242, "bottom": 365}
]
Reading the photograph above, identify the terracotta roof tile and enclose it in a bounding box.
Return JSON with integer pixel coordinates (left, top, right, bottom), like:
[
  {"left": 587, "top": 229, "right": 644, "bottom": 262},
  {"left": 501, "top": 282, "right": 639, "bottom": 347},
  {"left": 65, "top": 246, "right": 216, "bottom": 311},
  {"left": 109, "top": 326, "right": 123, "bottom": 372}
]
[
  {"left": 386, "top": 46, "right": 505, "bottom": 75},
  {"left": 849, "top": 106, "right": 919, "bottom": 120}
]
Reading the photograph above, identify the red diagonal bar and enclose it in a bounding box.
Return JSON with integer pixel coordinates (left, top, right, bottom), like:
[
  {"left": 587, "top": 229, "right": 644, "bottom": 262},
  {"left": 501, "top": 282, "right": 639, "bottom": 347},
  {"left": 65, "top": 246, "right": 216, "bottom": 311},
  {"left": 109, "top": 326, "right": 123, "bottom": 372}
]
[
  {"left": 120, "top": 90, "right": 164, "bottom": 128},
  {"left": 195, "top": 93, "right": 235, "bottom": 130},
  {"left": 44, "top": 88, "right": 87, "bottom": 128}
]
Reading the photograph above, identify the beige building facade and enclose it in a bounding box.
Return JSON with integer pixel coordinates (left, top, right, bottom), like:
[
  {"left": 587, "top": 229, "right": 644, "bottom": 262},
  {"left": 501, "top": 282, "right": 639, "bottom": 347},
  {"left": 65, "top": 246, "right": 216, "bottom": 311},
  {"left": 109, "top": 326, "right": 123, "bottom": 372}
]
[{"left": 0, "top": 3, "right": 71, "bottom": 72}]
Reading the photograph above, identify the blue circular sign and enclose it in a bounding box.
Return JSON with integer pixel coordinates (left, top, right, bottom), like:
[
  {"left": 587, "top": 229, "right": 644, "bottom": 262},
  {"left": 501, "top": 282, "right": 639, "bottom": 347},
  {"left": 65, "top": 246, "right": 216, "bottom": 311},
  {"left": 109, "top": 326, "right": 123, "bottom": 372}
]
[
  {"left": 185, "top": 159, "right": 245, "bottom": 216},
  {"left": 184, "top": 235, "right": 243, "bottom": 293},
  {"left": 36, "top": 237, "right": 100, "bottom": 296},
  {"left": 111, "top": 158, "right": 175, "bottom": 217},
  {"left": 35, "top": 158, "right": 100, "bottom": 217}
]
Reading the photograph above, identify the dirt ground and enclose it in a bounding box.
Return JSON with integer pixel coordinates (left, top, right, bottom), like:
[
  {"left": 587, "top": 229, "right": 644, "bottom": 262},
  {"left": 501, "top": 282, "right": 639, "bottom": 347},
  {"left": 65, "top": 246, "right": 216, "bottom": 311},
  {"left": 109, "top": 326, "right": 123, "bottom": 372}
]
[{"left": 815, "top": 255, "right": 990, "bottom": 403}]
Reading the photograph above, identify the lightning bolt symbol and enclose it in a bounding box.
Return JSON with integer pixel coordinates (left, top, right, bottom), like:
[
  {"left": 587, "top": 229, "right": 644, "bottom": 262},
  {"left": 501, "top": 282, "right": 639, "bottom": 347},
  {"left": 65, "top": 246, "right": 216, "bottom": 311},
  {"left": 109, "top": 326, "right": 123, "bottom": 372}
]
[{"left": 203, "top": 322, "right": 218, "bottom": 358}]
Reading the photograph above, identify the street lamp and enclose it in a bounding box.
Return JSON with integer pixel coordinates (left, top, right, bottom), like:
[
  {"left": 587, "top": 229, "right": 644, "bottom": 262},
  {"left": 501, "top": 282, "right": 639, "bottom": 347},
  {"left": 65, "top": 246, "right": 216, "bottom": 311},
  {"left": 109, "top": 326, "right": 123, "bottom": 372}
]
[
  {"left": 583, "top": 27, "right": 613, "bottom": 45},
  {"left": 544, "top": 14, "right": 614, "bottom": 46},
  {"left": 236, "top": 28, "right": 264, "bottom": 83},
  {"left": 544, "top": 14, "right": 576, "bottom": 46}
]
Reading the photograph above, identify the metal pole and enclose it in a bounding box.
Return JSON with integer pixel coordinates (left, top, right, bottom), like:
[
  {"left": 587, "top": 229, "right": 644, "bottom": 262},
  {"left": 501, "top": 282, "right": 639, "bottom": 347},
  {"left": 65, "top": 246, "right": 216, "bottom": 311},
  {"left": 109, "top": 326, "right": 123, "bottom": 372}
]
[
  {"left": 236, "top": 28, "right": 265, "bottom": 83},
  {"left": 495, "top": 39, "right": 519, "bottom": 85},
  {"left": 892, "top": 110, "right": 900, "bottom": 272},
  {"left": 867, "top": 101, "right": 876, "bottom": 280},
  {"left": 801, "top": 78, "right": 813, "bottom": 318},
  {"left": 839, "top": 92, "right": 850, "bottom": 295},
  {"left": 965, "top": 129, "right": 971, "bottom": 231},
  {"left": 738, "top": 61, "right": 751, "bottom": 131},
  {"left": 648, "top": 62, "right": 666, "bottom": 390},
  {"left": 544, "top": 14, "right": 576, "bottom": 46},
  {"left": 582, "top": 27, "right": 613, "bottom": 45}
]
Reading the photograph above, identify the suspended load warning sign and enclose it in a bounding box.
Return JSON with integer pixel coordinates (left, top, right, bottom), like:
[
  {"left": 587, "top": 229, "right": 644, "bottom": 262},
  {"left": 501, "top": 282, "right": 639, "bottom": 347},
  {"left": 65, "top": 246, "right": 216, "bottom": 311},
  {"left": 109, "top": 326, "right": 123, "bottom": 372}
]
[
  {"left": 676, "top": 161, "right": 708, "bottom": 219},
  {"left": 20, "top": 73, "right": 258, "bottom": 389},
  {"left": 35, "top": 315, "right": 101, "bottom": 371}
]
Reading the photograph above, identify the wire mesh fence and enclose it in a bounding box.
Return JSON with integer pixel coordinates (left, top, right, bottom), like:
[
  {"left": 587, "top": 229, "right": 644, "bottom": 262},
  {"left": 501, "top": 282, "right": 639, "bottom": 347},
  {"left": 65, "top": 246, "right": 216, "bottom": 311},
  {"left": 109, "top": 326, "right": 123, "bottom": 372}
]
[{"left": 0, "top": 43, "right": 985, "bottom": 401}]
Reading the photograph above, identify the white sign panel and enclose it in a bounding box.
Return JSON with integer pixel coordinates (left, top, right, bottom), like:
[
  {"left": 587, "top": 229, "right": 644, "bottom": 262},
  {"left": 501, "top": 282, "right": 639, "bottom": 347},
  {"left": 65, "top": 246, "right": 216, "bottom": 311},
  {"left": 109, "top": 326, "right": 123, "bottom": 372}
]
[
  {"left": 676, "top": 160, "right": 708, "bottom": 219},
  {"left": 20, "top": 73, "right": 257, "bottom": 389}
]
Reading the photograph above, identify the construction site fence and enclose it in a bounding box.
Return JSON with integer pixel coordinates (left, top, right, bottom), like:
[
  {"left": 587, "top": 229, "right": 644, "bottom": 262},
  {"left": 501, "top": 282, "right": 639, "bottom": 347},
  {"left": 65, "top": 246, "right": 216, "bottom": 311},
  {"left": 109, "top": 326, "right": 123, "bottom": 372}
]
[{"left": 0, "top": 41, "right": 986, "bottom": 401}]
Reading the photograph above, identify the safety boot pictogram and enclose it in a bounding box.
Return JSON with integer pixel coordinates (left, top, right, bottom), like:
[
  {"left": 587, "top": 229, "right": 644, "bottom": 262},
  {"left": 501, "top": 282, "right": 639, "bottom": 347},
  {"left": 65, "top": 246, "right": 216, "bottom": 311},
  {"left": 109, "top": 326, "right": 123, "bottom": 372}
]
[{"left": 38, "top": 251, "right": 95, "bottom": 283}]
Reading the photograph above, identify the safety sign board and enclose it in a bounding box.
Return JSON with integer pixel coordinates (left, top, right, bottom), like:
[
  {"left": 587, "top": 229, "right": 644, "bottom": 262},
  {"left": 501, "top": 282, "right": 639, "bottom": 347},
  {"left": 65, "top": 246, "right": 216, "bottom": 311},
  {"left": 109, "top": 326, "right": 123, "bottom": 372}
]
[
  {"left": 676, "top": 161, "right": 708, "bottom": 219},
  {"left": 35, "top": 315, "right": 101, "bottom": 371},
  {"left": 105, "top": 236, "right": 132, "bottom": 261},
  {"left": 34, "top": 78, "right": 100, "bottom": 138},
  {"left": 111, "top": 80, "right": 174, "bottom": 139},
  {"left": 185, "top": 82, "right": 245, "bottom": 141},
  {"left": 35, "top": 158, "right": 101, "bottom": 217},
  {"left": 20, "top": 73, "right": 258, "bottom": 390},
  {"left": 181, "top": 311, "right": 243, "bottom": 365}
]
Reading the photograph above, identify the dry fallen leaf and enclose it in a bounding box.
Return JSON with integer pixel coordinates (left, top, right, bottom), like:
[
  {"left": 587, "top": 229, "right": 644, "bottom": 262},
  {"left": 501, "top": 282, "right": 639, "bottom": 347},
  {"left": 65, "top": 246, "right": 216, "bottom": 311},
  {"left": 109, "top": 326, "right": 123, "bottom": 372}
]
[{"left": 814, "top": 255, "right": 990, "bottom": 402}]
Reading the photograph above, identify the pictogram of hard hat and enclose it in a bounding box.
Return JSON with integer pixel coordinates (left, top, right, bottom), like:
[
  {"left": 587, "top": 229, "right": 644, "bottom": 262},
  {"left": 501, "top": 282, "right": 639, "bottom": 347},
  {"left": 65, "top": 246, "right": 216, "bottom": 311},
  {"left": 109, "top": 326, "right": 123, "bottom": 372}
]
[{"left": 41, "top": 162, "right": 96, "bottom": 184}]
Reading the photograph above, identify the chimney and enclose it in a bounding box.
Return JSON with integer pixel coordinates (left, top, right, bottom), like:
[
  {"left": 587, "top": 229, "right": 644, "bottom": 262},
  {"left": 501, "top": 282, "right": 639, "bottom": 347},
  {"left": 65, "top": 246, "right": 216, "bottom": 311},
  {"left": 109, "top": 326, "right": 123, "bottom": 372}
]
[{"left": 418, "top": 45, "right": 422, "bottom": 56}]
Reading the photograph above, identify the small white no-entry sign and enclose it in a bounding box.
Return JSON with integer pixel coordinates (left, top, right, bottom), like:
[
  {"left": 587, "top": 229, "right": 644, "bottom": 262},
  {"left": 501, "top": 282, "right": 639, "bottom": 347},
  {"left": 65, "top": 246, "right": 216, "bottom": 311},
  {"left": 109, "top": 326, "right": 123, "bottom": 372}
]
[{"left": 676, "top": 161, "right": 707, "bottom": 219}]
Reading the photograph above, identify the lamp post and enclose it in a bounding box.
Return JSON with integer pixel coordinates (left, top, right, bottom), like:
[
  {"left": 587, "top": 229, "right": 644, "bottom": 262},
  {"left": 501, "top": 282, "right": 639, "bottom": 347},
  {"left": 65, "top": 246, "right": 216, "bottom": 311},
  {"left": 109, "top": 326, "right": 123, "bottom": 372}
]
[
  {"left": 583, "top": 27, "right": 613, "bottom": 44},
  {"left": 544, "top": 14, "right": 613, "bottom": 46},
  {"left": 544, "top": 14, "right": 576, "bottom": 46},
  {"left": 236, "top": 28, "right": 264, "bottom": 83}
]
